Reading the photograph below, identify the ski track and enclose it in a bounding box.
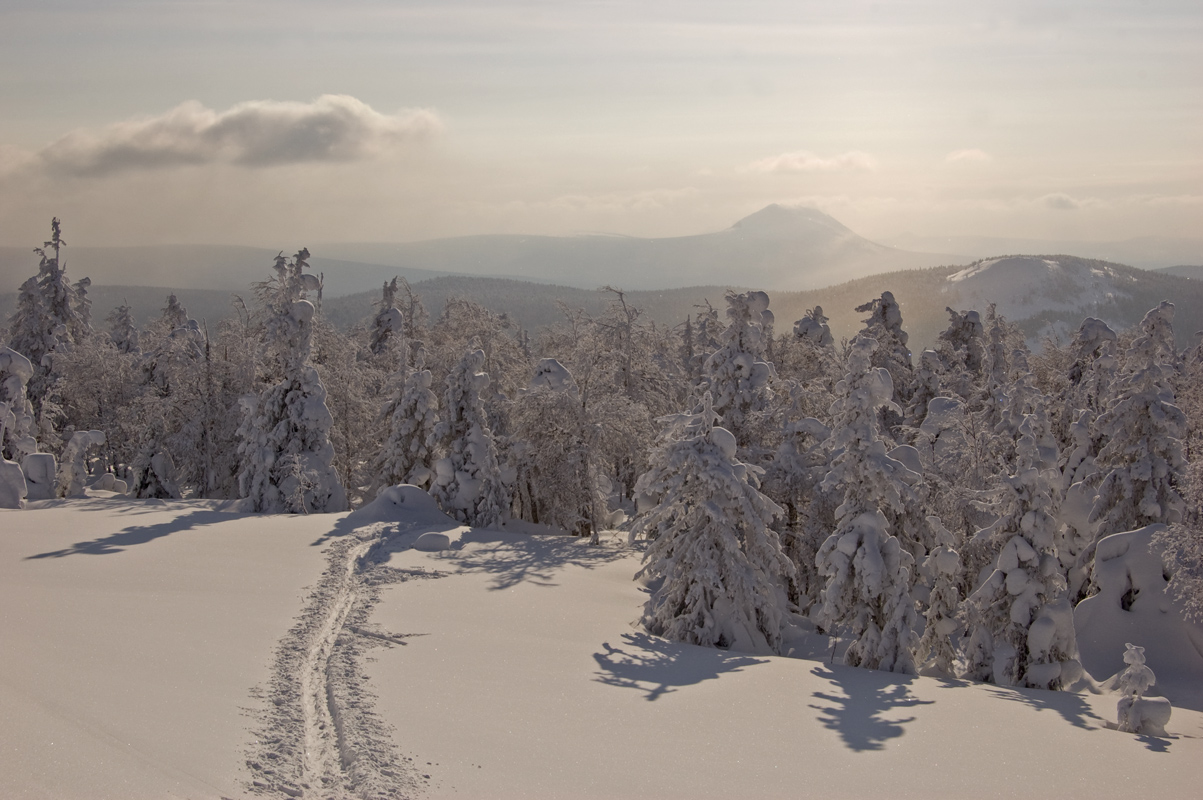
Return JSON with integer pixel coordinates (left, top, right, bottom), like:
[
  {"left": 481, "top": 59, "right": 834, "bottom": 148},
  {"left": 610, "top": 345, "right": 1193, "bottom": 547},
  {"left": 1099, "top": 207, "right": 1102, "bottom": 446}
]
[{"left": 246, "top": 523, "right": 444, "bottom": 799}]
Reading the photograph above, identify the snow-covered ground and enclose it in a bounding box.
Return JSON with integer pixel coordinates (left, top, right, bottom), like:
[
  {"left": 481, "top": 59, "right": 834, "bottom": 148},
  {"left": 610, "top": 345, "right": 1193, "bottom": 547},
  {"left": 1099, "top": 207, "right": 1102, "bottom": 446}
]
[{"left": 3, "top": 493, "right": 1202, "bottom": 799}]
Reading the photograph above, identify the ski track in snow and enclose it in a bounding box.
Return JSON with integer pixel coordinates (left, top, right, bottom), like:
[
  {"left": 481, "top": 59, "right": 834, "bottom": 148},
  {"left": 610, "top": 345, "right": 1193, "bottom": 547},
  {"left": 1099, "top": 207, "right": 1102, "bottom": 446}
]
[{"left": 245, "top": 522, "right": 443, "bottom": 799}]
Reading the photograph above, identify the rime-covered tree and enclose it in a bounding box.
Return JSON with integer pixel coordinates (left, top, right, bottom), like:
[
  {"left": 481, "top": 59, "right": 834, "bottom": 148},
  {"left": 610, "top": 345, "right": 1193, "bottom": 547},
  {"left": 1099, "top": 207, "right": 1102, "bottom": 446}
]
[
  {"left": 237, "top": 250, "right": 347, "bottom": 513},
  {"left": 814, "top": 335, "right": 921, "bottom": 674},
  {"left": 430, "top": 348, "right": 508, "bottom": 528},
  {"left": 511, "top": 359, "right": 607, "bottom": 542},
  {"left": 962, "top": 415, "right": 1080, "bottom": 689},
  {"left": 633, "top": 395, "right": 795, "bottom": 654}
]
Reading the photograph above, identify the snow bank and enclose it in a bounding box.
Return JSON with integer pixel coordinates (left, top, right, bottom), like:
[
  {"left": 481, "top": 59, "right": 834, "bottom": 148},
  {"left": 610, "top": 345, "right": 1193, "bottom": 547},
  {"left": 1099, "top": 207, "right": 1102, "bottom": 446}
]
[{"left": 1075, "top": 525, "right": 1203, "bottom": 710}]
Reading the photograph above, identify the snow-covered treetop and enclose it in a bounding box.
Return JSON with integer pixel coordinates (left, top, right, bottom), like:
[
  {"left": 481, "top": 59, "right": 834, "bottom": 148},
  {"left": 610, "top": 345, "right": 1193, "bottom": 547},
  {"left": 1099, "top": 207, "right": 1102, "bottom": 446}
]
[
  {"left": 528, "top": 358, "right": 579, "bottom": 399},
  {"left": 794, "top": 305, "right": 834, "bottom": 349}
]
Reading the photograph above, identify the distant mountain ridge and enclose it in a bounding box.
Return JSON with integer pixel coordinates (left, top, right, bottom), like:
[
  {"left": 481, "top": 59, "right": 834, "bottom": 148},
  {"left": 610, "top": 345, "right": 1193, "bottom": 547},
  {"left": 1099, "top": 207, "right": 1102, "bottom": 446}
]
[{"left": 315, "top": 204, "right": 960, "bottom": 292}]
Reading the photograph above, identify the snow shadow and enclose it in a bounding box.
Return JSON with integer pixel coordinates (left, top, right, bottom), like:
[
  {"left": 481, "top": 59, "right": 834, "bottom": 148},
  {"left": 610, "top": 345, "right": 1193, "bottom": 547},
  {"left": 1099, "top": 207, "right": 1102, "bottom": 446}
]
[
  {"left": 25, "top": 508, "right": 230, "bottom": 559},
  {"left": 982, "top": 684, "right": 1104, "bottom": 731},
  {"left": 808, "top": 664, "right": 933, "bottom": 752},
  {"left": 436, "top": 531, "right": 631, "bottom": 590},
  {"left": 592, "top": 632, "right": 770, "bottom": 701}
]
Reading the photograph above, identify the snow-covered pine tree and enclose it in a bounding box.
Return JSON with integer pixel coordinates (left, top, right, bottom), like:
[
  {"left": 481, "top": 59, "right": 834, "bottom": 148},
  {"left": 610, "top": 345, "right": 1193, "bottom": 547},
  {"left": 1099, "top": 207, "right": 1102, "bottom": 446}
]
[
  {"left": 814, "top": 335, "right": 921, "bottom": 674},
  {"left": 633, "top": 394, "right": 795, "bottom": 654},
  {"left": 962, "top": 415, "right": 1081, "bottom": 689},
  {"left": 430, "top": 348, "right": 508, "bottom": 528},
  {"left": 236, "top": 249, "right": 347, "bottom": 513},
  {"left": 372, "top": 350, "right": 441, "bottom": 496}
]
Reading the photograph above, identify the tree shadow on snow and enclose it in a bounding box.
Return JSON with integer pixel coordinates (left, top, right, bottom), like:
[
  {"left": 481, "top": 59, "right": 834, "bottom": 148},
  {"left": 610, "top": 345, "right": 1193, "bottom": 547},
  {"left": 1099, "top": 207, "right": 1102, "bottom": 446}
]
[
  {"left": 808, "top": 664, "right": 933, "bottom": 752},
  {"left": 591, "top": 632, "right": 769, "bottom": 701},
  {"left": 438, "top": 530, "right": 632, "bottom": 590},
  {"left": 24, "top": 509, "right": 230, "bottom": 559},
  {"left": 981, "top": 684, "right": 1104, "bottom": 731}
]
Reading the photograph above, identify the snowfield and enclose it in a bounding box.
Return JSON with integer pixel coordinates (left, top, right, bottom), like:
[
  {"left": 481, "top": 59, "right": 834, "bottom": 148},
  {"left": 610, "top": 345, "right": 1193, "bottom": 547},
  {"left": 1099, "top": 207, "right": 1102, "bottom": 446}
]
[{"left": 3, "top": 493, "right": 1203, "bottom": 799}]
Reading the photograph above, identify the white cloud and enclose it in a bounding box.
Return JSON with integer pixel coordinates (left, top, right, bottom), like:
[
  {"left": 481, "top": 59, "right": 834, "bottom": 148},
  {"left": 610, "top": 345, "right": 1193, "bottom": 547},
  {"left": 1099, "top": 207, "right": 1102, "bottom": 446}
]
[
  {"left": 1040, "top": 192, "right": 1081, "bottom": 210},
  {"left": 945, "top": 149, "right": 992, "bottom": 164},
  {"left": 33, "top": 95, "right": 442, "bottom": 177},
  {"left": 745, "top": 150, "right": 877, "bottom": 173}
]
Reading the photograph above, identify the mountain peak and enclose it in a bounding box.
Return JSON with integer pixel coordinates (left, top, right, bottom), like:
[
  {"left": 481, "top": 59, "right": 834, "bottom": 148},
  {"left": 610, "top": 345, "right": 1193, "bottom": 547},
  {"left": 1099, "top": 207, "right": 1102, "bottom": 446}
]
[{"left": 729, "top": 204, "right": 855, "bottom": 238}]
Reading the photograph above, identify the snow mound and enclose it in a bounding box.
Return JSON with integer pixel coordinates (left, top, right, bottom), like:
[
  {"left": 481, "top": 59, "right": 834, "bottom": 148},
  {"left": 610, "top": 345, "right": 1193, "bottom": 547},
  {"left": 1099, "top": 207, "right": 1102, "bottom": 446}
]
[
  {"left": 348, "top": 484, "right": 459, "bottom": 528},
  {"left": 414, "top": 532, "right": 452, "bottom": 551},
  {"left": 0, "top": 459, "right": 26, "bottom": 509},
  {"left": 1075, "top": 525, "right": 1203, "bottom": 710}
]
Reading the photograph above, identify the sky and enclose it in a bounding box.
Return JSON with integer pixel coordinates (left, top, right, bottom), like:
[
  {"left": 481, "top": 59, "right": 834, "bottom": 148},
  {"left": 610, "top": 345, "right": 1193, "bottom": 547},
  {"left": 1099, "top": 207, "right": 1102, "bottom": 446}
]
[{"left": 0, "top": 0, "right": 1199, "bottom": 248}]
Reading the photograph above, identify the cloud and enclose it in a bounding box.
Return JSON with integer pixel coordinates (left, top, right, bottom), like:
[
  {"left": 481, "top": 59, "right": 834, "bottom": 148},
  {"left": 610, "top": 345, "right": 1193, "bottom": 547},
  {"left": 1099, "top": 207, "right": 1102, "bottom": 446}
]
[
  {"left": 745, "top": 150, "right": 876, "bottom": 173},
  {"left": 34, "top": 95, "right": 442, "bottom": 177},
  {"left": 1040, "top": 192, "right": 1081, "bottom": 210},
  {"left": 945, "top": 149, "right": 992, "bottom": 164}
]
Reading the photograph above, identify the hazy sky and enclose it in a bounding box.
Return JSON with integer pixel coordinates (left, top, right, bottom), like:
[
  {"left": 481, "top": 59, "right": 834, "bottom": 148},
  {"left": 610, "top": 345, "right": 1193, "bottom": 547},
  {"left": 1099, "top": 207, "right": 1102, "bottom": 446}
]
[{"left": 0, "top": 0, "right": 1199, "bottom": 247}]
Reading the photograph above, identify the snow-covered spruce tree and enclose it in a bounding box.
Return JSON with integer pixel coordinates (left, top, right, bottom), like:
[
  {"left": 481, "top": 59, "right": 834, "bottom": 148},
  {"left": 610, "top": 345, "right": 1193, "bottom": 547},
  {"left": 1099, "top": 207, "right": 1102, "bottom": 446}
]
[
  {"left": 1089, "top": 302, "right": 1185, "bottom": 540},
  {"left": 368, "top": 277, "right": 406, "bottom": 359},
  {"left": 236, "top": 250, "right": 347, "bottom": 513},
  {"left": 699, "top": 290, "right": 776, "bottom": 454},
  {"left": 7, "top": 218, "right": 90, "bottom": 429},
  {"left": 916, "top": 516, "right": 962, "bottom": 676},
  {"left": 761, "top": 415, "right": 833, "bottom": 614},
  {"left": 0, "top": 347, "right": 38, "bottom": 461},
  {"left": 430, "top": 348, "right": 508, "bottom": 528},
  {"left": 854, "top": 291, "right": 914, "bottom": 434},
  {"left": 105, "top": 303, "right": 141, "bottom": 356},
  {"left": 371, "top": 349, "right": 441, "bottom": 496},
  {"left": 511, "top": 359, "right": 607, "bottom": 542},
  {"left": 814, "top": 335, "right": 921, "bottom": 674},
  {"left": 962, "top": 415, "right": 1081, "bottom": 689},
  {"left": 633, "top": 394, "right": 795, "bottom": 654},
  {"left": 933, "top": 307, "right": 985, "bottom": 405}
]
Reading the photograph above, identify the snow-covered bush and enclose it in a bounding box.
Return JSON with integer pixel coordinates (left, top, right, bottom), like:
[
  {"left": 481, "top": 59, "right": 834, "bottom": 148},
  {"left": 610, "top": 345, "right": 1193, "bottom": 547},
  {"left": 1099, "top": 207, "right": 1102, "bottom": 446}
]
[
  {"left": 56, "top": 429, "right": 106, "bottom": 498},
  {"left": 1115, "top": 643, "right": 1171, "bottom": 736},
  {"left": 430, "top": 348, "right": 508, "bottom": 528},
  {"left": 633, "top": 395, "right": 795, "bottom": 654}
]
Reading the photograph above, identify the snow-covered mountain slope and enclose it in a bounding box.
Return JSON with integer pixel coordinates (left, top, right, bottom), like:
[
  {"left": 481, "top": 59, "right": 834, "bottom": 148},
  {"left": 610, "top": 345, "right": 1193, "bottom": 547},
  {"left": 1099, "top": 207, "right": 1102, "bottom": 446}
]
[{"left": 3, "top": 495, "right": 1202, "bottom": 799}]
